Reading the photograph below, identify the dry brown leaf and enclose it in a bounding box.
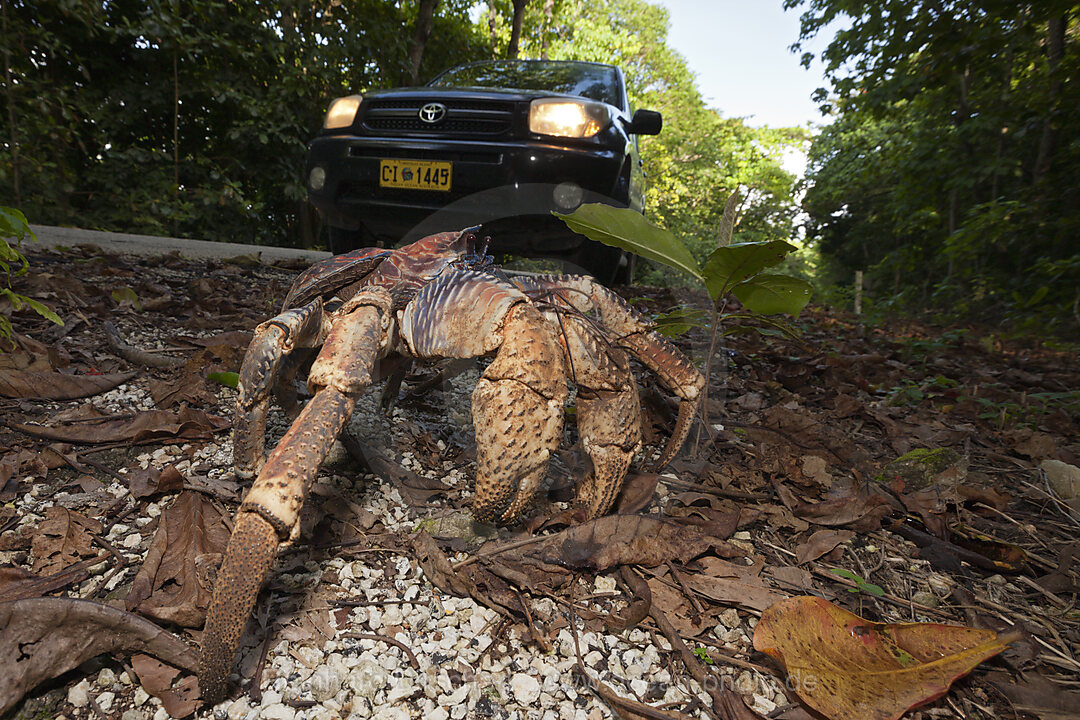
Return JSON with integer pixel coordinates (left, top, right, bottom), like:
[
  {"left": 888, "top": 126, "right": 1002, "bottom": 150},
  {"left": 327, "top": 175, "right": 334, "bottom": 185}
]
[
  {"left": 0, "top": 369, "right": 137, "bottom": 400},
  {"left": 128, "top": 464, "right": 186, "bottom": 499},
  {"left": 520, "top": 515, "right": 742, "bottom": 571},
  {"left": 8, "top": 405, "right": 229, "bottom": 445},
  {"left": 985, "top": 670, "right": 1080, "bottom": 719},
  {"left": 126, "top": 491, "right": 231, "bottom": 626},
  {"left": 31, "top": 506, "right": 102, "bottom": 574},
  {"left": 795, "top": 529, "right": 854, "bottom": 565},
  {"left": 753, "top": 595, "right": 1020, "bottom": 720},
  {"left": 645, "top": 576, "right": 704, "bottom": 638},
  {"left": 681, "top": 557, "right": 786, "bottom": 612},
  {"left": 130, "top": 653, "right": 201, "bottom": 718},
  {"left": 149, "top": 371, "right": 214, "bottom": 409},
  {"left": 612, "top": 471, "right": 660, "bottom": 514},
  {"left": 0, "top": 598, "right": 197, "bottom": 716}
]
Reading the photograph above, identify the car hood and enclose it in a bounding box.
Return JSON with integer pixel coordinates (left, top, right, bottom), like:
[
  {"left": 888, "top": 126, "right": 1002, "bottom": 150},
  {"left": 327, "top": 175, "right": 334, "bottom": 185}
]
[{"left": 363, "top": 86, "right": 592, "bottom": 104}]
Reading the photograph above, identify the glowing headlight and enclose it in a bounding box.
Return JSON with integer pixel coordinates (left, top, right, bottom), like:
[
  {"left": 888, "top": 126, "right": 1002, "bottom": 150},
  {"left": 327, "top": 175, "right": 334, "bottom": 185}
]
[
  {"left": 323, "top": 95, "right": 362, "bottom": 130},
  {"left": 529, "top": 98, "right": 610, "bottom": 138}
]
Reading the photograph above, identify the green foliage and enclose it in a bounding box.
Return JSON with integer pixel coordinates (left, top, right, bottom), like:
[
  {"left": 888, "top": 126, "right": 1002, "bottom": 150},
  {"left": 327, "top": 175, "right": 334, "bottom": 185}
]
[
  {"left": 557, "top": 203, "right": 812, "bottom": 315},
  {"left": 0, "top": 0, "right": 487, "bottom": 247},
  {"left": 788, "top": 0, "right": 1080, "bottom": 332},
  {"left": 0, "top": 207, "right": 62, "bottom": 346},
  {"left": 829, "top": 568, "right": 885, "bottom": 597},
  {"left": 207, "top": 371, "right": 239, "bottom": 389}
]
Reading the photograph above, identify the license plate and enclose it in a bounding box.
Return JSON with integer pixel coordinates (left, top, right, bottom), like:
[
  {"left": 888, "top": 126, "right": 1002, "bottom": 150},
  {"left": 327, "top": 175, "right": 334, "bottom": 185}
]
[{"left": 379, "top": 159, "right": 452, "bottom": 191}]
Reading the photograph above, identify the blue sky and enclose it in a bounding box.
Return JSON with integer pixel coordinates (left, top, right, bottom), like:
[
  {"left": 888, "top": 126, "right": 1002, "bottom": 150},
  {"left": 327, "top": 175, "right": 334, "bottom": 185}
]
[{"left": 654, "top": 0, "right": 835, "bottom": 129}]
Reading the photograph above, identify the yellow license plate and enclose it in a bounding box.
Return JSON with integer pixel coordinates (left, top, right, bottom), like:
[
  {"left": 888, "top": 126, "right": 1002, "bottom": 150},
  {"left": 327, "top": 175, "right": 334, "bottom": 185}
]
[{"left": 378, "top": 159, "right": 452, "bottom": 191}]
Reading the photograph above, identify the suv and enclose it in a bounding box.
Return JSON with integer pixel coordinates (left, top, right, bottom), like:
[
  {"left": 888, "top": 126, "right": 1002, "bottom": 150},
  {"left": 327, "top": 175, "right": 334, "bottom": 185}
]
[{"left": 304, "top": 59, "right": 662, "bottom": 284}]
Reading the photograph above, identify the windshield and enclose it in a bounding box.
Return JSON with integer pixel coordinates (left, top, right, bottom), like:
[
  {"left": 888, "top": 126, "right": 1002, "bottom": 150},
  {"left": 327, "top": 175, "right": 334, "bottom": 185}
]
[{"left": 429, "top": 61, "right": 624, "bottom": 109}]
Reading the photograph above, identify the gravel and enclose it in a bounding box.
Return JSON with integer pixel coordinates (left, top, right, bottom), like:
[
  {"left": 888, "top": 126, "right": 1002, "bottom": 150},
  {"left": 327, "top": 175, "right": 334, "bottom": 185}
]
[{"left": 3, "top": 252, "right": 783, "bottom": 720}]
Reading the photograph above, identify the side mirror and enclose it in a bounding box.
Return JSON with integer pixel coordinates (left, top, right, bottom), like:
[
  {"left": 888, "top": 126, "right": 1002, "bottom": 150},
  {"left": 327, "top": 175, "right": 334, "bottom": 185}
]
[{"left": 625, "top": 109, "right": 662, "bottom": 136}]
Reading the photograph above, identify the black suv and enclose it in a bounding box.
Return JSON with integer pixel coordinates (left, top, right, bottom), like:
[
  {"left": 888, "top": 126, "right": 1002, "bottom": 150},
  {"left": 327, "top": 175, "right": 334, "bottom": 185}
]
[{"left": 304, "top": 59, "right": 662, "bottom": 284}]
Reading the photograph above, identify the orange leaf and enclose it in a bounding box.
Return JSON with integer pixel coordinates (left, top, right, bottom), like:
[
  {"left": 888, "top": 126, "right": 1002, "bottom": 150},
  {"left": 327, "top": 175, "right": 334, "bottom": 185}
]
[{"left": 752, "top": 596, "right": 1019, "bottom": 720}]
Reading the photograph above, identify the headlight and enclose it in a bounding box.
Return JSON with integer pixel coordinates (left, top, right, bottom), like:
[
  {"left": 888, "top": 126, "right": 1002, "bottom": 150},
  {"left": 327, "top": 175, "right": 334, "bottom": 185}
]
[
  {"left": 323, "top": 95, "right": 362, "bottom": 129},
  {"left": 529, "top": 98, "right": 610, "bottom": 138}
]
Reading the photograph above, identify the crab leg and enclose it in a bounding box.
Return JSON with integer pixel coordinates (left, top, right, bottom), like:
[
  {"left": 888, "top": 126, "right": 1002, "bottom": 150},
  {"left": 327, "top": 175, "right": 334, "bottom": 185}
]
[
  {"left": 514, "top": 275, "right": 705, "bottom": 470},
  {"left": 399, "top": 269, "right": 567, "bottom": 523},
  {"left": 200, "top": 290, "right": 391, "bottom": 703},
  {"left": 549, "top": 313, "right": 643, "bottom": 518},
  {"left": 234, "top": 298, "right": 327, "bottom": 479}
]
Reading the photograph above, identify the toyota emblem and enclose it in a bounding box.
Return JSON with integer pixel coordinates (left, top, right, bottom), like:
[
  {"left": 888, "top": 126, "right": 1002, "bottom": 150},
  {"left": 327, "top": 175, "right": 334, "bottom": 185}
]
[{"left": 418, "top": 102, "right": 447, "bottom": 124}]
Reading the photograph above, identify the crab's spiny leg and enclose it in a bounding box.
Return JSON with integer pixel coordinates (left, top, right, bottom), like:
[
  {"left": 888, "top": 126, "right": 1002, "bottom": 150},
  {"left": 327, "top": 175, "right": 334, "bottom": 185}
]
[
  {"left": 234, "top": 298, "right": 326, "bottom": 478},
  {"left": 399, "top": 270, "right": 567, "bottom": 524},
  {"left": 549, "top": 313, "right": 643, "bottom": 518},
  {"left": 201, "top": 290, "right": 391, "bottom": 703},
  {"left": 517, "top": 275, "right": 705, "bottom": 470}
]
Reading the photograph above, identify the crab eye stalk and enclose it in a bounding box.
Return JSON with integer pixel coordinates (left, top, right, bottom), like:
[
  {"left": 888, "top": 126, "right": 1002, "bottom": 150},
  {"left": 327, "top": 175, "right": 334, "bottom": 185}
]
[
  {"left": 323, "top": 95, "right": 362, "bottom": 130},
  {"left": 528, "top": 98, "right": 611, "bottom": 139}
]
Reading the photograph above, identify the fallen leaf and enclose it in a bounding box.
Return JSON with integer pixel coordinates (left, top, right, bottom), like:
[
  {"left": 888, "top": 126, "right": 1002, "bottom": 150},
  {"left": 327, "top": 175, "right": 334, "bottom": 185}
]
[
  {"left": 0, "top": 369, "right": 137, "bottom": 399},
  {"left": 128, "top": 464, "right": 186, "bottom": 499},
  {"left": 1041, "top": 459, "right": 1080, "bottom": 501},
  {"left": 520, "top": 515, "right": 743, "bottom": 571},
  {"left": 645, "top": 576, "right": 703, "bottom": 637},
  {"left": 130, "top": 653, "right": 200, "bottom": 717},
  {"left": 753, "top": 595, "right": 1020, "bottom": 720},
  {"left": 0, "top": 552, "right": 108, "bottom": 602},
  {"left": 681, "top": 557, "right": 786, "bottom": 612},
  {"left": 31, "top": 507, "right": 102, "bottom": 574},
  {"left": 985, "top": 670, "right": 1080, "bottom": 720},
  {"left": 0, "top": 597, "right": 197, "bottom": 715},
  {"left": 126, "top": 491, "right": 232, "bottom": 626},
  {"left": 612, "top": 471, "right": 660, "bottom": 515},
  {"left": 796, "top": 529, "right": 854, "bottom": 565},
  {"left": 8, "top": 405, "right": 229, "bottom": 445},
  {"left": 149, "top": 371, "right": 214, "bottom": 409}
]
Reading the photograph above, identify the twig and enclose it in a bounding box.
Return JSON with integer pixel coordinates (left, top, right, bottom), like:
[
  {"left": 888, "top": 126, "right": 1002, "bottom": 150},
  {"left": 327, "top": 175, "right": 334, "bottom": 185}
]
[
  {"left": 246, "top": 597, "right": 275, "bottom": 703},
  {"left": 568, "top": 578, "right": 700, "bottom": 720},
  {"left": 341, "top": 632, "right": 420, "bottom": 670},
  {"left": 657, "top": 475, "right": 766, "bottom": 502},
  {"left": 647, "top": 569, "right": 755, "bottom": 720},
  {"left": 104, "top": 321, "right": 184, "bottom": 369},
  {"left": 91, "top": 534, "right": 128, "bottom": 567},
  {"left": 452, "top": 533, "right": 549, "bottom": 569}
]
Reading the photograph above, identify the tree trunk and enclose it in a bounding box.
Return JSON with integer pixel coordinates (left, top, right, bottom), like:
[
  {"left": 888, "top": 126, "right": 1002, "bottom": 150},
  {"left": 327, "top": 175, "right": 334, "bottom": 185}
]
[
  {"left": 407, "top": 0, "right": 441, "bottom": 85},
  {"left": 2, "top": 0, "right": 21, "bottom": 207},
  {"left": 488, "top": 2, "right": 498, "bottom": 57},
  {"left": 1032, "top": 15, "right": 1064, "bottom": 187},
  {"left": 541, "top": 0, "right": 554, "bottom": 59},
  {"left": 172, "top": 48, "right": 180, "bottom": 237},
  {"left": 507, "top": 0, "right": 528, "bottom": 59}
]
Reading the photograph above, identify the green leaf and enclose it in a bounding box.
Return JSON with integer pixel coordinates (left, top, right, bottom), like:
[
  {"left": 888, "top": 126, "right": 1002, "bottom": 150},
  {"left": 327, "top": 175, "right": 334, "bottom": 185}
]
[
  {"left": 207, "top": 371, "right": 239, "bottom": 388},
  {"left": 554, "top": 204, "right": 703, "bottom": 282},
  {"left": 111, "top": 286, "right": 143, "bottom": 311},
  {"left": 701, "top": 240, "right": 796, "bottom": 300},
  {"left": 732, "top": 273, "right": 813, "bottom": 316},
  {"left": 19, "top": 295, "right": 64, "bottom": 326}
]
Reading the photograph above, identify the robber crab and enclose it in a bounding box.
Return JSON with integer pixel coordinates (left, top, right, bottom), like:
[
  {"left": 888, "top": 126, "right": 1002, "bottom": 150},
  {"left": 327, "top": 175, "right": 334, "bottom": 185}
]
[{"left": 198, "top": 227, "right": 704, "bottom": 701}]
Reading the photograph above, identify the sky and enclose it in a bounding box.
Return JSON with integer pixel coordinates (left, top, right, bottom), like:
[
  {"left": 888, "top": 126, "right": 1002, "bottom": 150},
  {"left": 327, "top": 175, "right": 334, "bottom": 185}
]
[{"left": 653, "top": 0, "right": 835, "bottom": 130}]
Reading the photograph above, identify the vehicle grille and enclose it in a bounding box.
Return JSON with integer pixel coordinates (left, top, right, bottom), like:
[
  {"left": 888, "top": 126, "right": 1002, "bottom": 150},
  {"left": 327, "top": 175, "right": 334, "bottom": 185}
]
[{"left": 362, "top": 98, "right": 515, "bottom": 136}]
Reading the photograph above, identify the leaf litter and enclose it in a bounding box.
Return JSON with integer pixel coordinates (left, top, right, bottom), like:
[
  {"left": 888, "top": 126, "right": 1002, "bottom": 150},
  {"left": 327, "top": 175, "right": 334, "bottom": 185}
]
[{"left": 0, "top": 244, "right": 1076, "bottom": 719}]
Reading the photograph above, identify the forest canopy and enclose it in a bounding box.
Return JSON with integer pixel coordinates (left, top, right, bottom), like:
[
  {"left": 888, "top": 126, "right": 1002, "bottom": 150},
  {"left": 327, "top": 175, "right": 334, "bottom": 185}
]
[{"left": 788, "top": 0, "right": 1079, "bottom": 330}]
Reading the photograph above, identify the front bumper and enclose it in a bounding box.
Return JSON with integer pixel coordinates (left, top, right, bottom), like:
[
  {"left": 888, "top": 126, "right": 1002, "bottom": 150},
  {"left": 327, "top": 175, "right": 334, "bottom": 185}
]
[{"left": 305, "top": 135, "right": 627, "bottom": 253}]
